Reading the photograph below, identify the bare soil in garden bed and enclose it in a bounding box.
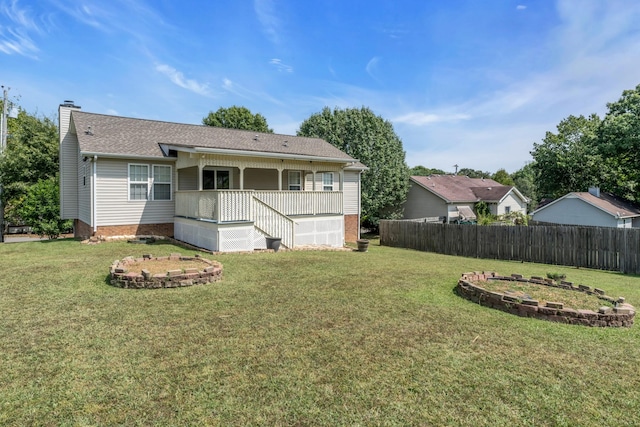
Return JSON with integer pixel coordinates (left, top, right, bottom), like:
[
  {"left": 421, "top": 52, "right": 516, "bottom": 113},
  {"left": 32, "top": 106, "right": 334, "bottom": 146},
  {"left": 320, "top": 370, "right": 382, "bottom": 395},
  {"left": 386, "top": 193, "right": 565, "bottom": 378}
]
[{"left": 125, "top": 258, "right": 211, "bottom": 275}]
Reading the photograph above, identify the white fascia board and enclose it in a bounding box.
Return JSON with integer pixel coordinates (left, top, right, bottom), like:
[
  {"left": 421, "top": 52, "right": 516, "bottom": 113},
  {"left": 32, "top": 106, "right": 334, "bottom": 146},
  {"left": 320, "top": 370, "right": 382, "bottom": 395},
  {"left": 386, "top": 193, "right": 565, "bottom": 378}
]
[
  {"left": 81, "top": 151, "right": 176, "bottom": 162},
  {"left": 190, "top": 146, "right": 356, "bottom": 164}
]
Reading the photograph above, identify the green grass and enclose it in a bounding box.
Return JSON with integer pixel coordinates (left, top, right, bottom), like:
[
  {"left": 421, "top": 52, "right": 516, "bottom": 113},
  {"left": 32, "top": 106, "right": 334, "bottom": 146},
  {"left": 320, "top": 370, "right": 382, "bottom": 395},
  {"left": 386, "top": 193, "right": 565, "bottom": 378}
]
[{"left": 2, "top": 238, "right": 640, "bottom": 426}]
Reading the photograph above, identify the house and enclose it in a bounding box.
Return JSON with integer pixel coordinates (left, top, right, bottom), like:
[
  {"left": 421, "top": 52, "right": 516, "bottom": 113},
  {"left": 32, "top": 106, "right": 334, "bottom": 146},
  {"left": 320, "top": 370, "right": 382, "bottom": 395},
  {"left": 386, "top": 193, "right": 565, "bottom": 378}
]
[
  {"left": 58, "top": 102, "right": 367, "bottom": 251},
  {"left": 402, "top": 175, "right": 529, "bottom": 223},
  {"left": 530, "top": 187, "right": 640, "bottom": 228}
]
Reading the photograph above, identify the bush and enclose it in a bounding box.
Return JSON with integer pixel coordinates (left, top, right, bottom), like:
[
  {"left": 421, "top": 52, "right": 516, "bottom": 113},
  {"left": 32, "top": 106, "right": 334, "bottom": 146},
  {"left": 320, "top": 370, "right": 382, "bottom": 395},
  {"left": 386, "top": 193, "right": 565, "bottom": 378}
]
[{"left": 18, "top": 177, "right": 72, "bottom": 239}]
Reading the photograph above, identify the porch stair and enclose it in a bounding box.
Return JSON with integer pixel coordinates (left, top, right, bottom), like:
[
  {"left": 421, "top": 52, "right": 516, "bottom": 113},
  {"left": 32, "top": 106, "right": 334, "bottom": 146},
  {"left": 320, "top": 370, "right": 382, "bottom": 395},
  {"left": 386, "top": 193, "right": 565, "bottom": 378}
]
[{"left": 252, "top": 196, "right": 295, "bottom": 249}]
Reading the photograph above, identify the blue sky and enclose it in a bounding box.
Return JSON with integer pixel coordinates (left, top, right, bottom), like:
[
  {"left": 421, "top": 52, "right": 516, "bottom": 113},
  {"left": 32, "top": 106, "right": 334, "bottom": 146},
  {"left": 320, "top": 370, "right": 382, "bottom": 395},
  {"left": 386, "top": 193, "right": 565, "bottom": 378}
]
[{"left": 2, "top": 0, "right": 639, "bottom": 173}]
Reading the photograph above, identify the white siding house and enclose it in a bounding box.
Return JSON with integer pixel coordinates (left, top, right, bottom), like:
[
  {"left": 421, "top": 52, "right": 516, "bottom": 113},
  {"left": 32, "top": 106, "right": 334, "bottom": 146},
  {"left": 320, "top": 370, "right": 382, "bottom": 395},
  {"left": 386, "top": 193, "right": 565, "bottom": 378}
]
[
  {"left": 59, "top": 102, "right": 367, "bottom": 251},
  {"left": 531, "top": 188, "right": 640, "bottom": 228}
]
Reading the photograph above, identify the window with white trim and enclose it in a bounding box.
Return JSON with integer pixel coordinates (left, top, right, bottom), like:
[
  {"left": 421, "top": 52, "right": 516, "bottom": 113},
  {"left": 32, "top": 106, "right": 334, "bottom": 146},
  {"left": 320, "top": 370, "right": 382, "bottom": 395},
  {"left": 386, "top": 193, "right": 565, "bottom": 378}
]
[
  {"left": 153, "top": 165, "right": 172, "bottom": 200},
  {"left": 128, "top": 164, "right": 172, "bottom": 201},
  {"left": 322, "top": 172, "right": 333, "bottom": 191},
  {"left": 288, "top": 171, "right": 302, "bottom": 191},
  {"left": 129, "top": 164, "right": 149, "bottom": 200},
  {"left": 504, "top": 206, "right": 511, "bottom": 214}
]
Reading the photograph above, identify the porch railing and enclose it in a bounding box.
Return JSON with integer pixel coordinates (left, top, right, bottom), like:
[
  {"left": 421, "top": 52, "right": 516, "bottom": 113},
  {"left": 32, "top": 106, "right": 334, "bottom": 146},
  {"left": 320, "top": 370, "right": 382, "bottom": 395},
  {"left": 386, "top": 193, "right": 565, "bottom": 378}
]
[
  {"left": 252, "top": 197, "right": 295, "bottom": 248},
  {"left": 174, "top": 190, "right": 343, "bottom": 222}
]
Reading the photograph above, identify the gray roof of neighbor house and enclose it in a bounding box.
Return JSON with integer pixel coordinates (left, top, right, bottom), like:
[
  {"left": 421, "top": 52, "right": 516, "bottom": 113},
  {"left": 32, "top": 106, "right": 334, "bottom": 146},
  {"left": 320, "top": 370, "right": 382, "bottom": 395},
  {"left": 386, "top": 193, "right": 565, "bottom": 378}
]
[
  {"left": 71, "top": 111, "right": 361, "bottom": 164},
  {"left": 410, "top": 175, "right": 521, "bottom": 203},
  {"left": 534, "top": 192, "right": 640, "bottom": 218}
]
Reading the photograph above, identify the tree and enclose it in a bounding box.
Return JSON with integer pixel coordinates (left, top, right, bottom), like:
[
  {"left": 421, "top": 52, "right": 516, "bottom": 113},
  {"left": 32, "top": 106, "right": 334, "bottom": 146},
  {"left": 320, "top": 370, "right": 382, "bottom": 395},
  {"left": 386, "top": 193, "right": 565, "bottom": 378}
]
[
  {"left": 597, "top": 84, "right": 640, "bottom": 201},
  {"left": 297, "top": 106, "right": 410, "bottom": 228},
  {"left": 409, "top": 165, "right": 447, "bottom": 176},
  {"left": 17, "top": 177, "right": 71, "bottom": 238},
  {"left": 202, "top": 106, "right": 273, "bottom": 133},
  {"left": 491, "top": 168, "right": 515, "bottom": 186},
  {"left": 511, "top": 162, "right": 538, "bottom": 208},
  {"left": 0, "top": 108, "right": 61, "bottom": 235},
  {"left": 457, "top": 168, "right": 491, "bottom": 178},
  {"left": 530, "top": 114, "right": 603, "bottom": 200}
]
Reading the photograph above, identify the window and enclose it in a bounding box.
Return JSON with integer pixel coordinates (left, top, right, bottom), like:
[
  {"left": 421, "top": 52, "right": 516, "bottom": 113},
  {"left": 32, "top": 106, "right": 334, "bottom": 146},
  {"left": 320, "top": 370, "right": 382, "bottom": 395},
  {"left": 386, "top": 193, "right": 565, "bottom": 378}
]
[
  {"left": 129, "top": 164, "right": 148, "bottom": 200},
  {"left": 288, "top": 171, "right": 301, "bottom": 191},
  {"left": 322, "top": 172, "right": 333, "bottom": 191},
  {"left": 128, "top": 164, "right": 172, "bottom": 201},
  {"left": 153, "top": 165, "right": 172, "bottom": 200},
  {"left": 203, "top": 168, "right": 231, "bottom": 190},
  {"left": 504, "top": 206, "right": 511, "bottom": 214}
]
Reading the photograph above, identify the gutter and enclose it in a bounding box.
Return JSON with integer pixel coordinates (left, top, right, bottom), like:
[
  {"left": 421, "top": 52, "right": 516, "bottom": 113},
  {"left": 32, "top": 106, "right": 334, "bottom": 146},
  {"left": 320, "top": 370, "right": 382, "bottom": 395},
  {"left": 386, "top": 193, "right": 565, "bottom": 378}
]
[
  {"left": 191, "top": 146, "right": 357, "bottom": 164},
  {"left": 82, "top": 152, "right": 174, "bottom": 162}
]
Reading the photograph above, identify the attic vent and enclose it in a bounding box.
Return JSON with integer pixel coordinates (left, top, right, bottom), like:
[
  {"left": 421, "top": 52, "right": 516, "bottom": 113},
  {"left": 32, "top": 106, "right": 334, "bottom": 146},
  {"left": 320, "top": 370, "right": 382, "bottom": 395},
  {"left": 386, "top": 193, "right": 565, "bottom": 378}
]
[
  {"left": 85, "top": 126, "right": 93, "bottom": 135},
  {"left": 283, "top": 140, "right": 288, "bottom": 147},
  {"left": 253, "top": 135, "right": 259, "bottom": 141}
]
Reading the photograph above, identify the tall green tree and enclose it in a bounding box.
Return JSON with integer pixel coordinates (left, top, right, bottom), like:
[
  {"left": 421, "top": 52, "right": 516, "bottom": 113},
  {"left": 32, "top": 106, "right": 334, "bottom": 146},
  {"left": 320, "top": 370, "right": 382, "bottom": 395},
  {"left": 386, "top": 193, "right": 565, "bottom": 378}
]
[
  {"left": 297, "top": 106, "right": 410, "bottom": 228},
  {"left": 409, "top": 165, "right": 447, "bottom": 176},
  {"left": 597, "top": 84, "right": 640, "bottom": 201},
  {"left": 511, "top": 162, "right": 538, "bottom": 208},
  {"left": 457, "top": 167, "right": 491, "bottom": 178},
  {"left": 203, "top": 106, "right": 273, "bottom": 133},
  {"left": 18, "top": 177, "right": 70, "bottom": 239},
  {"left": 491, "top": 168, "right": 515, "bottom": 186},
  {"left": 0, "top": 108, "right": 63, "bottom": 236},
  {"left": 530, "top": 114, "right": 603, "bottom": 199}
]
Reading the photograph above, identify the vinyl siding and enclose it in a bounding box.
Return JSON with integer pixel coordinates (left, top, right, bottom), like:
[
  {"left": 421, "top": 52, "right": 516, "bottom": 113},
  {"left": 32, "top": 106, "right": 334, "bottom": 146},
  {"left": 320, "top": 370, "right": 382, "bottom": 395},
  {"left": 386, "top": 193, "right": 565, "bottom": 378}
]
[
  {"left": 59, "top": 107, "right": 79, "bottom": 219},
  {"left": 95, "top": 158, "right": 175, "bottom": 226},
  {"left": 78, "top": 159, "right": 92, "bottom": 225},
  {"left": 245, "top": 168, "right": 278, "bottom": 190},
  {"left": 532, "top": 197, "right": 618, "bottom": 227},
  {"left": 178, "top": 166, "right": 198, "bottom": 190},
  {"left": 402, "top": 183, "right": 448, "bottom": 219},
  {"left": 497, "top": 192, "right": 527, "bottom": 215},
  {"left": 343, "top": 171, "right": 360, "bottom": 215}
]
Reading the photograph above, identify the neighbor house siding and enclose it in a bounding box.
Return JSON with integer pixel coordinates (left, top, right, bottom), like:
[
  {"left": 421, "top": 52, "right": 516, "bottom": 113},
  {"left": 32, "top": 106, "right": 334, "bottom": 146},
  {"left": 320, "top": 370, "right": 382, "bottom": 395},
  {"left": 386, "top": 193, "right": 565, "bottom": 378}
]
[
  {"left": 95, "top": 158, "right": 175, "bottom": 226},
  {"left": 497, "top": 192, "right": 527, "bottom": 215},
  {"left": 59, "top": 107, "right": 79, "bottom": 219},
  {"left": 343, "top": 171, "right": 360, "bottom": 215},
  {"left": 402, "top": 183, "right": 447, "bottom": 219},
  {"left": 532, "top": 197, "right": 617, "bottom": 227}
]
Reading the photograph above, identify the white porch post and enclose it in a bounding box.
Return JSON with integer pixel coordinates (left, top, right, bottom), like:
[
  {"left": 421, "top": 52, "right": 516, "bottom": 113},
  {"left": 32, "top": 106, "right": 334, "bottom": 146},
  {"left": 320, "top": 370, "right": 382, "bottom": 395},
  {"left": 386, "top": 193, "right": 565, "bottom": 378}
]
[
  {"left": 239, "top": 166, "right": 245, "bottom": 190},
  {"left": 198, "top": 164, "right": 203, "bottom": 191},
  {"left": 311, "top": 170, "right": 317, "bottom": 191},
  {"left": 277, "top": 166, "right": 284, "bottom": 190},
  {"left": 339, "top": 169, "right": 344, "bottom": 191}
]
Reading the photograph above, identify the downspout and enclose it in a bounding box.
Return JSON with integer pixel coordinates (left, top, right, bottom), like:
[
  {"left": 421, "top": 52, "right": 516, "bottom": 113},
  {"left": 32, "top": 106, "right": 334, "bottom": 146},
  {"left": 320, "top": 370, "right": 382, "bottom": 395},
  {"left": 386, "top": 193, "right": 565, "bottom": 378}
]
[
  {"left": 358, "top": 170, "right": 363, "bottom": 240},
  {"left": 92, "top": 155, "right": 97, "bottom": 234}
]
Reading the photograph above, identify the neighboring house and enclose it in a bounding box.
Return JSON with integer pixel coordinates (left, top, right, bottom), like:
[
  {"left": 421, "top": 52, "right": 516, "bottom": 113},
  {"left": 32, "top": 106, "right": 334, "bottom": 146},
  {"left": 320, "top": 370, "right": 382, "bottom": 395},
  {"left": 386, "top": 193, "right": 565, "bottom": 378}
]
[
  {"left": 59, "top": 102, "right": 367, "bottom": 252},
  {"left": 403, "top": 175, "right": 529, "bottom": 223},
  {"left": 531, "top": 187, "right": 640, "bottom": 228}
]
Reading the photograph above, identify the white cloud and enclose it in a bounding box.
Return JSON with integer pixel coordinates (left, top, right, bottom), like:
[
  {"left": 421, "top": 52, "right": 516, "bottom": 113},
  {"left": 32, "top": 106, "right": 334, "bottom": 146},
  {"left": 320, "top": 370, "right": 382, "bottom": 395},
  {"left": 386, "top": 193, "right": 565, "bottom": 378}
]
[
  {"left": 393, "top": 112, "right": 471, "bottom": 126},
  {"left": 222, "top": 77, "right": 284, "bottom": 106},
  {"left": 269, "top": 58, "right": 293, "bottom": 73},
  {"left": 155, "top": 64, "right": 211, "bottom": 96},
  {"left": 516, "top": 5, "right": 527, "bottom": 10},
  {"left": 254, "top": 0, "right": 280, "bottom": 44},
  {"left": 365, "top": 56, "right": 381, "bottom": 81},
  {"left": 0, "top": 0, "right": 42, "bottom": 57}
]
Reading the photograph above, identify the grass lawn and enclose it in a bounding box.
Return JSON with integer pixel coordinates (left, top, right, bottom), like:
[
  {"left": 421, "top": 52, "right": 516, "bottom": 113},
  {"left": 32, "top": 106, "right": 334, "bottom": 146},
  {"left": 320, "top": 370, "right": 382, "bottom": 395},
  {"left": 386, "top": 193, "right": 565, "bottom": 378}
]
[{"left": 2, "top": 238, "right": 640, "bottom": 426}]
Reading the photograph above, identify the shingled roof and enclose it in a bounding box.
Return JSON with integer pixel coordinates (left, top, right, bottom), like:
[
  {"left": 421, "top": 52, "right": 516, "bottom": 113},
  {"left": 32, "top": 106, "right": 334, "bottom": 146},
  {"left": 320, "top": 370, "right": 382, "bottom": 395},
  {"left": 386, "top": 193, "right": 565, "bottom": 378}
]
[
  {"left": 410, "top": 175, "right": 514, "bottom": 203},
  {"left": 71, "top": 111, "right": 359, "bottom": 163},
  {"left": 536, "top": 192, "right": 640, "bottom": 218}
]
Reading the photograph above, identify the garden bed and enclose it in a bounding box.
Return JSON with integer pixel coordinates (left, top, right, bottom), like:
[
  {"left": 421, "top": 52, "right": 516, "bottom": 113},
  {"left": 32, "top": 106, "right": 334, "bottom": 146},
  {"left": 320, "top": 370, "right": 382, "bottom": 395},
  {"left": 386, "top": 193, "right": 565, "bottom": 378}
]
[
  {"left": 110, "top": 252, "right": 223, "bottom": 289},
  {"left": 457, "top": 271, "right": 635, "bottom": 327}
]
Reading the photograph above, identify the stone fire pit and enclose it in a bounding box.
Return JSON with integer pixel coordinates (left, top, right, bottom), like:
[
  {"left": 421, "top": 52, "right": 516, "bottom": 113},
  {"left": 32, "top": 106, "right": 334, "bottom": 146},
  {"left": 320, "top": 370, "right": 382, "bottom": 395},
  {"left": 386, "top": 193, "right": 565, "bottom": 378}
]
[
  {"left": 110, "top": 253, "right": 223, "bottom": 289},
  {"left": 457, "top": 271, "right": 635, "bottom": 327}
]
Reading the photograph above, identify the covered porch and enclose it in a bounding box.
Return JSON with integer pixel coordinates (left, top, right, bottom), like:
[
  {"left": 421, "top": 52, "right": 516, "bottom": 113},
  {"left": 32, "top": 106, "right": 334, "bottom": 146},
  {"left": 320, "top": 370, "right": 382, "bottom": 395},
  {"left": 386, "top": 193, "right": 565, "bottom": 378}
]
[{"left": 173, "top": 152, "right": 348, "bottom": 251}]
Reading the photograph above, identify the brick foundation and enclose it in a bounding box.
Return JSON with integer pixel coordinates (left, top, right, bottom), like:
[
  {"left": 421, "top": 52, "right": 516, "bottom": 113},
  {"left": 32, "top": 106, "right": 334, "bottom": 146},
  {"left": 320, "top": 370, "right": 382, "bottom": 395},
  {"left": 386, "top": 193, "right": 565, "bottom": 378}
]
[
  {"left": 344, "top": 214, "right": 359, "bottom": 243},
  {"left": 74, "top": 219, "right": 174, "bottom": 239},
  {"left": 457, "top": 272, "right": 635, "bottom": 327}
]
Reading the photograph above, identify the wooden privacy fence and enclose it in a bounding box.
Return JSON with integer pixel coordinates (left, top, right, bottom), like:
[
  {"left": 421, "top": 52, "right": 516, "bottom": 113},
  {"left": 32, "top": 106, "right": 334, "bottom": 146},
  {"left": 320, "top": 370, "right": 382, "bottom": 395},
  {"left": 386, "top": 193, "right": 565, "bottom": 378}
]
[{"left": 380, "top": 220, "right": 640, "bottom": 274}]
